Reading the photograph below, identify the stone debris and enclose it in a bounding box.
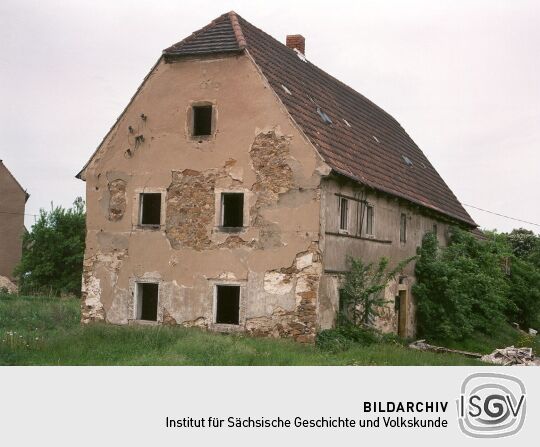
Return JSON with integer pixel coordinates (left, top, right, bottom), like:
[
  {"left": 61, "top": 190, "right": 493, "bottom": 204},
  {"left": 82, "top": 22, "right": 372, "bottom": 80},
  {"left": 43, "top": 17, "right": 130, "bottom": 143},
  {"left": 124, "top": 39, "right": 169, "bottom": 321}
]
[
  {"left": 409, "top": 339, "right": 482, "bottom": 358},
  {"left": 0, "top": 276, "right": 18, "bottom": 294},
  {"left": 481, "top": 346, "right": 536, "bottom": 366}
]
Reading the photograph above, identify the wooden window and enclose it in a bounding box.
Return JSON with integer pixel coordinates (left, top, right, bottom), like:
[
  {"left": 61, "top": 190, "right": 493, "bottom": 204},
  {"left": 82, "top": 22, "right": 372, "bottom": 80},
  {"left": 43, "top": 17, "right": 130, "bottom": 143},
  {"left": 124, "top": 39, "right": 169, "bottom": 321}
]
[
  {"left": 366, "top": 205, "right": 374, "bottom": 235},
  {"left": 339, "top": 197, "right": 349, "bottom": 232},
  {"left": 400, "top": 213, "right": 407, "bottom": 243}
]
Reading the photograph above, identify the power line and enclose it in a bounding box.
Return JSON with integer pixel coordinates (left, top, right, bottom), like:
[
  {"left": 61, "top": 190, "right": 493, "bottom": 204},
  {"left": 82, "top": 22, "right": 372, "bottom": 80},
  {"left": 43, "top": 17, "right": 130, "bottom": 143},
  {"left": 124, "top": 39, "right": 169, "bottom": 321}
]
[
  {"left": 463, "top": 204, "right": 540, "bottom": 228},
  {"left": 0, "top": 210, "right": 39, "bottom": 217}
]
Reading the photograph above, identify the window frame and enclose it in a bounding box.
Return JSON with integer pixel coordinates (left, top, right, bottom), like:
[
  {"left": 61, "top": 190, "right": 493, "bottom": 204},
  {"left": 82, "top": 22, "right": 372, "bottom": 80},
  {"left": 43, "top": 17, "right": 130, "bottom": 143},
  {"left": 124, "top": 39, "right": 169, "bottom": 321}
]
[
  {"left": 339, "top": 197, "right": 349, "bottom": 233},
  {"left": 211, "top": 280, "right": 246, "bottom": 331},
  {"left": 365, "top": 204, "right": 374, "bottom": 236},
  {"left": 214, "top": 189, "right": 249, "bottom": 232},
  {"left": 138, "top": 192, "right": 162, "bottom": 227},
  {"left": 133, "top": 188, "right": 166, "bottom": 231},
  {"left": 188, "top": 101, "right": 217, "bottom": 141},
  {"left": 134, "top": 281, "right": 160, "bottom": 322},
  {"left": 400, "top": 213, "right": 407, "bottom": 243},
  {"left": 220, "top": 192, "right": 245, "bottom": 229}
]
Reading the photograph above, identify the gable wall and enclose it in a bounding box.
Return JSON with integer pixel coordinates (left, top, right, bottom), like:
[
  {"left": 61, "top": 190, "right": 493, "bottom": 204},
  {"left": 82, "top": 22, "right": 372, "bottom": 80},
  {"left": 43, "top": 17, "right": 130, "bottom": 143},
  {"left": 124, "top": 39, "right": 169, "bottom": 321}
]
[
  {"left": 0, "top": 163, "right": 26, "bottom": 280},
  {"left": 82, "top": 54, "right": 329, "bottom": 342}
]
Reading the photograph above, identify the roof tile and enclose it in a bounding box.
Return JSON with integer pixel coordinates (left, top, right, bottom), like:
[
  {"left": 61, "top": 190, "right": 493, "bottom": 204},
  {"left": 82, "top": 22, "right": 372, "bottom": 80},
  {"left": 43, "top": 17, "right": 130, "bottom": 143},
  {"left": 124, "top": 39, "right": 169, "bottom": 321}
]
[{"left": 162, "top": 12, "right": 476, "bottom": 226}]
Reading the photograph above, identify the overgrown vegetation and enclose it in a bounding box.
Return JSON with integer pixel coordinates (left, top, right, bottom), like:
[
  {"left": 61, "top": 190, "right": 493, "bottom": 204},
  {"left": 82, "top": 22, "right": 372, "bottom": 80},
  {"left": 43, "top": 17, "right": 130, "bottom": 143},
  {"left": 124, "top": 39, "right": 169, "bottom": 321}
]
[
  {"left": 339, "top": 256, "right": 413, "bottom": 326},
  {"left": 0, "top": 294, "right": 483, "bottom": 366},
  {"left": 15, "top": 198, "right": 85, "bottom": 297},
  {"left": 414, "top": 227, "right": 540, "bottom": 342},
  {"left": 316, "top": 255, "right": 412, "bottom": 353}
]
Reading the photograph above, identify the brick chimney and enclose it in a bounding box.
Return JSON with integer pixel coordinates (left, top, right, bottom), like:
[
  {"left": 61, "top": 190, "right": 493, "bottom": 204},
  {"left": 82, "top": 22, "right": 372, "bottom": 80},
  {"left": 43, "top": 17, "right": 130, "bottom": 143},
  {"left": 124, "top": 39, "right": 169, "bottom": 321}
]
[{"left": 286, "top": 34, "right": 305, "bottom": 55}]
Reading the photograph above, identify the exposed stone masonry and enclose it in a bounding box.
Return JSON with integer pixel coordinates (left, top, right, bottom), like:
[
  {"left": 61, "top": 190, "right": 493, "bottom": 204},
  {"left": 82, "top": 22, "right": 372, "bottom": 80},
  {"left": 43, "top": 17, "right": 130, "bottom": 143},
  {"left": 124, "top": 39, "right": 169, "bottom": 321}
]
[{"left": 107, "top": 179, "right": 127, "bottom": 221}]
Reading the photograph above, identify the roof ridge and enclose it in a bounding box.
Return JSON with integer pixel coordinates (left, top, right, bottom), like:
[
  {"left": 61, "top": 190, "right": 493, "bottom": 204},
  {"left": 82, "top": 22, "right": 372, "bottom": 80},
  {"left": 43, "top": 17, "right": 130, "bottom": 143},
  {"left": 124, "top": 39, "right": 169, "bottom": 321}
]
[
  {"left": 163, "top": 12, "right": 231, "bottom": 54},
  {"left": 228, "top": 11, "right": 246, "bottom": 49}
]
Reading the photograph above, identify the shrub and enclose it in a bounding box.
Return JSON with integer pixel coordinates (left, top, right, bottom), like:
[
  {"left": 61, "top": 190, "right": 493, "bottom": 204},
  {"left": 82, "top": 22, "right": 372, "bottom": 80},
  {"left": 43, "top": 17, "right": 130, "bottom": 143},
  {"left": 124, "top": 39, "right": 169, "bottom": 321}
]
[
  {"left": 414, "top": 228, "right": 510, "bottom": 341},
  {"left": 506, "top": 257, "right": 540, "bottom": 329},
  {"left": 339, "top": 256, "right": 413, "bottom": 326},
  {"left": 14, "top": 198, "right": 85, "bottom": 297},
  {"left": 316, "top": 325, "right": 379, "bottom": 352}
]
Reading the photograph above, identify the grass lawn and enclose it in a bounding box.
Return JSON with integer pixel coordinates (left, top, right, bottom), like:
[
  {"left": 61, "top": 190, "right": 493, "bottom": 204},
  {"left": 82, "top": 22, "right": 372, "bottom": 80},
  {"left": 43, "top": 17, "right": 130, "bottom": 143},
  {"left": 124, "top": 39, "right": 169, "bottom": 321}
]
[{"left": 0, "top": 294, "right": 497, "bottom": 366}]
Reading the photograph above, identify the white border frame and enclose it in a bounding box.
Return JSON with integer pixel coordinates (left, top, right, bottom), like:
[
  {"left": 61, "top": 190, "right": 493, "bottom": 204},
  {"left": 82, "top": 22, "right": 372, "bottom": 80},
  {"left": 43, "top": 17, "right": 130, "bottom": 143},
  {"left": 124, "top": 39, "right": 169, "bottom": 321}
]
[
  {"left": 214, "top": 188, "right": 251, "bottom": 230},
  {"left": 210, "top": 280, "right": 247, "bottom": 332},
  {"left": 132, "top": 187, "right": 167, "bottom": 231}
]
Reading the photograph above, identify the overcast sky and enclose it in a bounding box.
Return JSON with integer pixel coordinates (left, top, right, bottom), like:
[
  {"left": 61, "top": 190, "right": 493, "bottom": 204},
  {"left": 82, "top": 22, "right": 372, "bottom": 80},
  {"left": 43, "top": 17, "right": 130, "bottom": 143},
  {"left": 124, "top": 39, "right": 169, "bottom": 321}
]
[{"left": 1, "top": 0, "right": 538, "bottom": 233}]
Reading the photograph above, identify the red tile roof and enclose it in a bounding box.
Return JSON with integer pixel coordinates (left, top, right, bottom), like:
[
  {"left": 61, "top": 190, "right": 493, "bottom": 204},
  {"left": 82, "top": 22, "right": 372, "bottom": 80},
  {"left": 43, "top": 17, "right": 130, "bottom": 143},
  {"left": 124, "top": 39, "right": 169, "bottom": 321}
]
[{"left": 164, "top": 12, "right": 476, "bottom": 226}]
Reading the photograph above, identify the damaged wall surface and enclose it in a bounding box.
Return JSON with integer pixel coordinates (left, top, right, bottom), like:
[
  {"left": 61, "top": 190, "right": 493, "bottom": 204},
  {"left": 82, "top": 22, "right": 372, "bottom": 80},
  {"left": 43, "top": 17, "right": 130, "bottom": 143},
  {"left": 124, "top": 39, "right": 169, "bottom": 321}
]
[
  {"left": 80, "top": 53, "right": 327, "bottom": 342},
  {"left": 318, "top": 176, "right": 455, "bottom": 338}
]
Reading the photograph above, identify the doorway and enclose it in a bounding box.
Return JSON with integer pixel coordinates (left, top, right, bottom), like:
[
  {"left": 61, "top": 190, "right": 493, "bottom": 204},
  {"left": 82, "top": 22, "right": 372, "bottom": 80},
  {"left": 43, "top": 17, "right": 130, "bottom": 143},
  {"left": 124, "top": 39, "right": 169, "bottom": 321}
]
[{"left": 397, "top": 290, "right": 407, "bottom": 337}]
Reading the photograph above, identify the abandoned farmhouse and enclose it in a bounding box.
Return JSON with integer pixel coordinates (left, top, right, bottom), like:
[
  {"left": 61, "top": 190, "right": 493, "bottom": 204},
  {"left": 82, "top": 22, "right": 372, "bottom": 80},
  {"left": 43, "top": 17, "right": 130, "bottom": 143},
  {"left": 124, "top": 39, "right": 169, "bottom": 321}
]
[
  {"left": 0, "top": 160, "right": 28, "bottom": 282},
  {"left": 77, "top": 12, "right": 477, "bottom": 342}
]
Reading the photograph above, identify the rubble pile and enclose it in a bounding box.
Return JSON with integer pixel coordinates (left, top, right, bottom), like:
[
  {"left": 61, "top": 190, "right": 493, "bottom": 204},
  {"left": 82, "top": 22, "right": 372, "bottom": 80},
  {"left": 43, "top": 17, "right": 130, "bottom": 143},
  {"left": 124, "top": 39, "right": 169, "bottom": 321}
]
[
  {"left": 481, "top": 346, "right": 535, "bottom": 366},
  {"left": 409, "top": 340, "right": 482, "bottom": 358},
  {"left": 0, "top": 276, "right": 18, "bottom": 294}
]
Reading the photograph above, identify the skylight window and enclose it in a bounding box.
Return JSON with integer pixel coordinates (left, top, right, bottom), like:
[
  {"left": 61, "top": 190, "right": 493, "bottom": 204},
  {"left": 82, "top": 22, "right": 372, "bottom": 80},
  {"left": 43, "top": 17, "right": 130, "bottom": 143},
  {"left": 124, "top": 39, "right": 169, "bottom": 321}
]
[
  {"left": 343, "top": 119, "right": 351, "bottom": 127},
  {"left": 402, "top": 155, "right": 413, "bottom": 166},
  {"left": 317, "top": 107, "right": 332, "bottom": 124},
  {"left": 281, "top": 84, "right": 292, "bottom": 95},
  {"left": 373, "top": 135, "right": 380, "bottom": 143}
]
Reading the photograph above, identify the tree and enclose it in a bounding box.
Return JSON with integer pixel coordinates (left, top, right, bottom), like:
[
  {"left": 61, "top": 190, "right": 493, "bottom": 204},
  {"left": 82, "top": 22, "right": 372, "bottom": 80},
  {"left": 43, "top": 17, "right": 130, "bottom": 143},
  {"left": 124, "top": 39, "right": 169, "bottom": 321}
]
[
  {"left": 506, "top": 228, "right": 539, "bottom": 259},
  {"left": 15, "top": 198, "right": 86, "bottom": 297},
  {"left": 506, "top": 257, "right": 540, "bottom": 329},
  {"left": 414, "top": 228, "right": 510, "bottom": 340},
  {"left": 340, "top": 256, "right": 413, "bottom": 326}
]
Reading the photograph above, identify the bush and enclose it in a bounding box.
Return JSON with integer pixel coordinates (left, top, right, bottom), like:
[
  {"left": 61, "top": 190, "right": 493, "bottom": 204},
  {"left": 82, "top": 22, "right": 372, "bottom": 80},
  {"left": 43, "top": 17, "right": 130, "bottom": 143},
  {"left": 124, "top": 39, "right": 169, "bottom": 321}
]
[
  {"left": 339, "top": 256, "right": 413, "bottom": 326},
  {"left": 506, "top": 257, "right": 540, "bottom": 329},
  {"left": 14, "top": 198, "right": 85, "bottom": 297},
  {"left": 414, "top": 228, "right": 510, "bottom": 341},
  {"left": 316, "top": 325, "right": 379, "bottom": 352}
]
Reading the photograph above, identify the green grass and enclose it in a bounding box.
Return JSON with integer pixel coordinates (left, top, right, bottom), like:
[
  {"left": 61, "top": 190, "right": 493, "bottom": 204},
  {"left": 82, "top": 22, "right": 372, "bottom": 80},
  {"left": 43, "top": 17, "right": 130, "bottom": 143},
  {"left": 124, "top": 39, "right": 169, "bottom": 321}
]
[
  {"left": 0, "top": 294, "right": 486, "bottom": 366},
  {"left": 430, "top": 323, "right": 540, "bottom": 356}
]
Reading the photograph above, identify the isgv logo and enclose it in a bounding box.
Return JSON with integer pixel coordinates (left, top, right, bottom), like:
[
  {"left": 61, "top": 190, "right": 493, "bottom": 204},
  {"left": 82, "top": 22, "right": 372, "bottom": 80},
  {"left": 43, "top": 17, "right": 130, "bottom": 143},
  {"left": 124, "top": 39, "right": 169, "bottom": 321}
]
[{"left": 457, "top": 373, "right": 526, "bottom": 438}]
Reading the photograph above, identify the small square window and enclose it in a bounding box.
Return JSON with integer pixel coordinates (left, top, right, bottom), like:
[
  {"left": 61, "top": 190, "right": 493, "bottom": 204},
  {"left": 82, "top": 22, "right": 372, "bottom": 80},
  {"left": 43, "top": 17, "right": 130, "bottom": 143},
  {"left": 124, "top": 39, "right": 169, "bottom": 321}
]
[
  {"left": 192, "top": 105, "right": 213, "bottom": 137},
  {"left": 400, "top": 213, "right": 407, "bottom": 243},
  {"left": 221, "top": 192, "right": 244, "bottom": 228},
  {"left": 215, "top": 285, "right": 240, "bottom": 325},
  {"left": 339, "top": 197, "right": 349, "bottom": 232},
  {"left": 136, "top": 283, "right": 159, "bottom": 321},
  {"left": 139, "top": 193, "right": 161, "bottom": 226},
  {"left": 366, "top": 205, "right": 374, "bottom": 235}
]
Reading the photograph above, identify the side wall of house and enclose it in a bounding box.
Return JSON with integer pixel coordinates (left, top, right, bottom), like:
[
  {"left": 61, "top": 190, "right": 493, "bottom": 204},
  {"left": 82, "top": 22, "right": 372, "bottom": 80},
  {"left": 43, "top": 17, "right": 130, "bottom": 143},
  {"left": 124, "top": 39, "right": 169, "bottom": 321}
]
[
  {"left": 318, "top": 176, "right": 453, "bottom": 337},
  {"left": 81, "top": 54, "right": 330, "bottom": 342},
  {"left": 0, "top": 163, "right": 26, "bottom": 280}
]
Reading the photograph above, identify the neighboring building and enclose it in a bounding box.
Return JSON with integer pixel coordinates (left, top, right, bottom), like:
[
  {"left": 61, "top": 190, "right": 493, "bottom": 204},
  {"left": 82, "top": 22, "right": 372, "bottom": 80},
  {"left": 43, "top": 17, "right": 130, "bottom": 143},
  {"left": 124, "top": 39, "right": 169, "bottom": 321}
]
[
  {"left": 0, "top": 160, "right": 29, "bottom": 280},
  {"left": 77, "top": 12, "right": 476, "bottom": 341}
]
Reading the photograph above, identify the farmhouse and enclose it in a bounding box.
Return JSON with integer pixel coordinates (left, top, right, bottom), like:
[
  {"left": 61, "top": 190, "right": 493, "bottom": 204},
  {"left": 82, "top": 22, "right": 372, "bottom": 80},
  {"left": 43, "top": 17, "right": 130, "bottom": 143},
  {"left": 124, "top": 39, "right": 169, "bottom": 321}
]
[
  {"left": 0, "top": 160, "right": 28, "bottom": 282},
  {"left": 77, "top": 12, "right": 476, "bottom": 341}
]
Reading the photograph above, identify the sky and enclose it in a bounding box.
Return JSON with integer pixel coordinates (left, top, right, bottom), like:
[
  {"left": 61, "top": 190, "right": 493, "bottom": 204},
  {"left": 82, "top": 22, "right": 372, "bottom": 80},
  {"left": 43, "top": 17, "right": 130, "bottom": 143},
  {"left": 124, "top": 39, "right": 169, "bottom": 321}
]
[{"left": 1, "top": 0, "right": 538, "bottom": 233}]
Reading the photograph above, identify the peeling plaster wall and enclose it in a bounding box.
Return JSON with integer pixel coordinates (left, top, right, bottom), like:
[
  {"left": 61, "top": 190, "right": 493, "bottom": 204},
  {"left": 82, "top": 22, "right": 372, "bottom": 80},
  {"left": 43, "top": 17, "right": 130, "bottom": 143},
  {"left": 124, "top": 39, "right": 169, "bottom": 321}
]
[
  {"left": 81, "top": 54, "right": 328, "bottom": 342},
  {"left": 318, "top": 176, "right": 455, "bottom": 337}
]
